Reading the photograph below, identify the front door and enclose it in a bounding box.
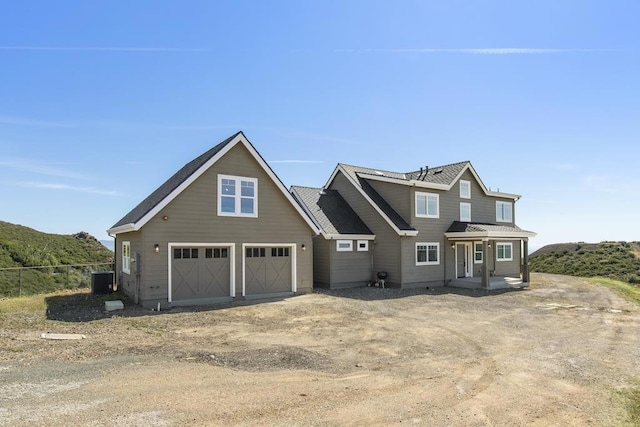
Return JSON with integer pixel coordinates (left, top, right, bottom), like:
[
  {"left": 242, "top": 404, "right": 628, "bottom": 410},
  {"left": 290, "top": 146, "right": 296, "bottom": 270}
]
[{"left": 456, "top": 243, "right": 472, "bottom": 278}]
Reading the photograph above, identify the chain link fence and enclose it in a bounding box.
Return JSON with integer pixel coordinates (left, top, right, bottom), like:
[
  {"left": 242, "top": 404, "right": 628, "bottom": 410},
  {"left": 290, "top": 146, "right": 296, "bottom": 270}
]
[{"left": 0, "top": 262, "right": 114, "bottom": 298}]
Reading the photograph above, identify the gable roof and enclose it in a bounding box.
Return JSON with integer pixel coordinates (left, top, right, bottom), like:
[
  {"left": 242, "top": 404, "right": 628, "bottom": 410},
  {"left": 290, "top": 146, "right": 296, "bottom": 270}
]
[
  {"left": 108, "top": 132, "right": 320, "bottom": 236},
  {"left": 332, "top": 161, "right": 521, "bottom": 200},
  {"left": 291, "top": 186, "right": 374, "bottom": 239}
]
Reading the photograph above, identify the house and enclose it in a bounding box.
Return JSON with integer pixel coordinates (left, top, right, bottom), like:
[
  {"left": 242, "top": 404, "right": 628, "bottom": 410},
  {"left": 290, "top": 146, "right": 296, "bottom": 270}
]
[
  {"left": 292, "top": 161, "right": 536, "bottom": 289},
  {"left": 108, "top": 131, "right": 320, "bottom": 308}
]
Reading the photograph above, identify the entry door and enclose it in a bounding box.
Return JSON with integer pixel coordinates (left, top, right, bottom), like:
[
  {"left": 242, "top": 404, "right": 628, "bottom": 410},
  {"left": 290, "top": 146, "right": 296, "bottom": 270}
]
[{"left": 456, "top": 243, "right": 472, "bottom": 278}]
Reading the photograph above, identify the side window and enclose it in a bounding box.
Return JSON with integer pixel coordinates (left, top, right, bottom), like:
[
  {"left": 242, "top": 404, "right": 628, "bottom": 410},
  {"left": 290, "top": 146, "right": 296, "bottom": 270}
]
[
  {"left": 474, "top": 242, "right": 483, "bottom": 264},
  {"left": 496, "top": 243, "right": 513, "bottom": 261},
  {"left": 336, "top": 240, "right": 353, "bottom": 252},
  {"left": 357, "top": 240, "right": 369, "bottom": 251},
  {"left": 122, "top": 241, "right": 131, "bottom": 274},
  {"left": 416, "top": 242, "right": 440, "bottom": 265},
  {"left": 496, "top": 201, "right": 513, "bottom": 223}
]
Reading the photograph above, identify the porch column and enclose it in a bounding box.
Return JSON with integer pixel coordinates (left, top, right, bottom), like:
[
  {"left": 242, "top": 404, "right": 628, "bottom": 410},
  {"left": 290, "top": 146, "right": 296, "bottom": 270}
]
[
  {"left": 522, "top": 239, "right": 530, "bottom": 283},
  {"left": 482, "top": 240, "right": 490, "bottom": 288}
]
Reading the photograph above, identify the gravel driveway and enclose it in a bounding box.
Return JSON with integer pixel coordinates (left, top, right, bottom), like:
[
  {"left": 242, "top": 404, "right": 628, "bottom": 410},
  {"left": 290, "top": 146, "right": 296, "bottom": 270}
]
[{"left": 1, "top": 273, "right": 639, "bottom": 426}]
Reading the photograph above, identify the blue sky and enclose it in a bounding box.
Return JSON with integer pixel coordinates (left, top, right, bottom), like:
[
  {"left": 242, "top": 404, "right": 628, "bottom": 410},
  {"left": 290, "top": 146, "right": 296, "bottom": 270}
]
[{"left": 1, "top": 1, "right": 638, "bottom": 251}]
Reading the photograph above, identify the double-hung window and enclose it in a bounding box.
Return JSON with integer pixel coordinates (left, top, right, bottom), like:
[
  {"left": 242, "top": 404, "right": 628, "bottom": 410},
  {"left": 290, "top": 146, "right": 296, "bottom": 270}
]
[
  {"left": 415, "top": 192, "right": 439, "bottom": 218},
  {"left": 460, "top": 202, "right": 471, "bottom": 222},
  {"left": 122, "top": 241, "right": 131, "bottom": 274},
  {"left": 218, "top": 174, "right": 258, "bottom": 217},
  {"left": 496, "top": 201, "right": 513, "bottom": 223},
  {"left": 474, "top": 242, "right": 483, "bottom": 264},
  {"left": 416, "top": 242, "right": 439, "bottom": 265},
  {"left": 460, "top": 180, "right": 471, "bottom": 199},
  {"left": 496, "top": 242, "right": 513, "bottom": 261}
]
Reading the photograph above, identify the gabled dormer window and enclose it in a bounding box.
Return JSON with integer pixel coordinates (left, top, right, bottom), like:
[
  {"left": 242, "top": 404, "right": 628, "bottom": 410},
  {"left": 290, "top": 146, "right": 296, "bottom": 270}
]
[
  {"left": 218, "top": 174, "right": 258, "bottom": 218},
  {"left": 460, "top": 180, "right": 471, "bottom": 199},
  {"left": 416, "top": 192, "right": 439, "bottom": 218},
  {"left": 496, "top": 201, "right": 513, "bottom": 223}
]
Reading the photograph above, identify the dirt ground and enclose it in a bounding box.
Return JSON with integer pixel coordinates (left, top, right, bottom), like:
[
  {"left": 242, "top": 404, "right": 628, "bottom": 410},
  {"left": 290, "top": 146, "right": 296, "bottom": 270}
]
[{"left": 1, "top": 273, "right": 639, "bottom": 426}]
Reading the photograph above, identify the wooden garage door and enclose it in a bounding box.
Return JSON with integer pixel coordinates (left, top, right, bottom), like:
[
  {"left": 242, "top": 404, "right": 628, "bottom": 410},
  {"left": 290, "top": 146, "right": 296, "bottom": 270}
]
[
  {"left": 172, "top": 247, "right": 230, "bottom": 301},
  {"left": 245, "top": 246, "right": 292, "bottom": 295}
]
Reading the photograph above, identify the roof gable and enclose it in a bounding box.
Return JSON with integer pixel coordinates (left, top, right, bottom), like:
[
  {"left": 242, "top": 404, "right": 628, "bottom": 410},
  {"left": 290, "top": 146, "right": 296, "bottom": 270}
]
[{"left": 108, "top": 132, "right": 320, "bottom": 235}]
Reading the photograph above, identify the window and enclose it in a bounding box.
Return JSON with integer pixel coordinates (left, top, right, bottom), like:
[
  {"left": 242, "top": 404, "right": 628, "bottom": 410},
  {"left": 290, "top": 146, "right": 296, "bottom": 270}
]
[
  {"left": 271, "top": 247, "right": 290, "bottom": 257},
  {"left": 496, "top": 243, "right": 513, "bottom": 261},
  {"left": 336, "top": 240, "right": 353, "bottom": 252},
  {"left": 122, "top": 241, "right": 131, "bottom": 274},
  {"left": 460, "top": 180, "right": 471, "bottom": 199},
  {"left": 218, "top": 174, "right": 258, "bottom": 217},
  {"left": 416, "top": 242, "right": 440, "bottom": 265},
  {"left": 496, "top": 201, "right": 513, "bottom": 223},
  {"left": 460, "top": 203, "right": 471, "bottom": 222},
  {"left": 474, "top": 242, "right": 483, "bottom": 264},
  {"left": 415, "top": 192, "right": 439, "bottom": 218},
  {"left": 173, "top": 248, "right": 199, "bottom": 259},
  {"left": 205, "top": 248, "right": 228, "bottom": 259},
  {"left": 246, "top": 247, "right": 266, "bottom": 258},
  {"left": 357, "top": 240, "right": 369, "bottom": 251}
]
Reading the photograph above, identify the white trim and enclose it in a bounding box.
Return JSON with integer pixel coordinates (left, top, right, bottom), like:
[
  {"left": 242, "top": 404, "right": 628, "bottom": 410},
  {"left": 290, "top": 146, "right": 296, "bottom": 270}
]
[
  {"left": 122, "top": 241, "right": 131, "bottom": 274},
  {"left": 336, "top": 240, "right": 353, "bottom": 252},
  {"left": 217, "top": 174, "right": 258, "bottom": 218},
  {"left": 496, "top": 242, "right": 513, "bottom": 261},
  {"left": 109, "top": 224, "right": 135, "bottom": 235},
  {"left": 107, "top": 133, "right": 321, "bottom": 235},
  {"left": 241, "top": 243, "right": 297, "bottom": 296},
  {"left": 416, "top": 242, "right": 440, "bottom": 266},
  {"left": 496, "top": 201, "right": 513, "bottom": 223},
  {"left": 454, "top": 243, "right": 473, "bottom": 277},
  {"left": 415, "top": 191, "right": 439, "bottom": 218},
  {"left": 324, "top": 165, "right": 418, "bottom": 237},
  {"left": 460, "top": 202, "right": 471, "bottom": 222},
  {"left": 460, "top": 180, "right": 471, "bottom": 199},
  {"left": 167, "top": 242, "right": 236, "bottom": 303},
  {"left": 356, "top": 240, "right": 369, "bottom": 251}
]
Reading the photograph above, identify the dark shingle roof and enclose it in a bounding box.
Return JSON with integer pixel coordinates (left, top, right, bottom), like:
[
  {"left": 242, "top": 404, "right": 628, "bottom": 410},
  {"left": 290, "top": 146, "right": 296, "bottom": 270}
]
[
  {"left": 404, "top": 161, "right": 470, "bottom": 185},
  {"left": 358, "top": 178, "right": 415, "bottom": 231},
  {"left": 446, "top": 221, "right": 533, "bottom": 234},
  {"left": 292, "top": 186, "right": 373, "bottom": 236},
  {"left": 110, "top": 131, "right": 241, "bottom": 229}
]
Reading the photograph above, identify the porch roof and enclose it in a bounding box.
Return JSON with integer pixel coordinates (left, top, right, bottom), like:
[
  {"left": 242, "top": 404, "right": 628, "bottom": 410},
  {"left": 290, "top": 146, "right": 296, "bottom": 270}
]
[{"left": 444, "top": 221, "right": 537, "bottom": 240}]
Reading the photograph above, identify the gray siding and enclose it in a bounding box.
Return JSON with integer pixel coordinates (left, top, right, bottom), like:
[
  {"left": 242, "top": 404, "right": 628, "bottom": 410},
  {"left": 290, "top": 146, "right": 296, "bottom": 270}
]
[
  {"left": 329, "top": 172, "right": 402, "bottom": 285},
  {"left": 128, "top": 142, "right": 314, "bottom": 306},
  {"left": 329, "top": 239, "right": 373, "bottom": 288},
  {"left": 368, "top": 180, "right": 411, "bottom": 224},
  {"left": 492, "top": 240, "right": 522, "bottom": 277},
  {"left": 312, "top": 236, "right": 331, "bottom": 286},
  {"left": 114, "top": 231, "right": 142, "bottom": 300}
]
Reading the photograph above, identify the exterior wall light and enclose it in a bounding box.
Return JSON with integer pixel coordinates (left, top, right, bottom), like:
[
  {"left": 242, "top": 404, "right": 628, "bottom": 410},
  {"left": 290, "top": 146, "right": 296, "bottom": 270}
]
[
  {"left": 301, "top": 244, "right": 306, "bottom": 251},
  {"left": 154, "top": 244, "right": 160, "bottom": 253}
]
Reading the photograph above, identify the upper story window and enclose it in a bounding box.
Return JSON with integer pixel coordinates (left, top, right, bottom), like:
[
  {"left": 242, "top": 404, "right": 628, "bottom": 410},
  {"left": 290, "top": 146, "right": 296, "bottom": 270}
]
[
  {"left": 496, "top": 242, "right": 513, "bottom": 261},
  {"left": 496, "top": 201, "right": 513, "bottom": 223},
  {"left": 415, "top": 192, "right": 439, "bottom": 218},
  {"left": 122, "top": 241, "right": 131, "bottom": 274},
  {"left": 460, "top": 202, "right": 471, "bottom": 222},
  {"left": 416, "top": 242, "right": 440, "bottom": 265},
  {"left": 218, "top": 174, "right": 258, "bottom": 218},
  {"left": 336, "top": 240, "right": 353, "bottom": 251},
  {"left": 460, "top": 180, "right": 471, "bottom": 199}
]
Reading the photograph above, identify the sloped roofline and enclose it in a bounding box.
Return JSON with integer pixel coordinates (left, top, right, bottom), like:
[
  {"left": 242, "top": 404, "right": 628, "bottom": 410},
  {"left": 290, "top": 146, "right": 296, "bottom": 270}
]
[
  {"left": 324, "top": 164, "right": 419, "bottom": 237},
  {"left": 108, "top": 132, "right": 320, "bottom": 236},
  {"left": 347, "top": 162, "right": 521, "bottom": 200}
]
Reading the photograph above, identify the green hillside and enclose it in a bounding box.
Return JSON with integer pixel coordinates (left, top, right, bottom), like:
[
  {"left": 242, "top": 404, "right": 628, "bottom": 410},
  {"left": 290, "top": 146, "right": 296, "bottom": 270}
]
[
  {"left": 530, "top": 241, "right": 640, "bottom": 284},
  {"left": 0, "top": 221, "right": 114, "bottom": 296}
]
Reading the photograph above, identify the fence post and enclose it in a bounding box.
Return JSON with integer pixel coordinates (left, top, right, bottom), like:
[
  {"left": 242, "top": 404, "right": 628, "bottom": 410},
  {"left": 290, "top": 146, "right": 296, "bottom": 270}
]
[{"left": 19, "top": 269, "right": 22, "bottom": 297}]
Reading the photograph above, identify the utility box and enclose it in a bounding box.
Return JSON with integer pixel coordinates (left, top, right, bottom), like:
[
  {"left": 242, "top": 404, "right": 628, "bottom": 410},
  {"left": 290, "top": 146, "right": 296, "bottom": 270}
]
[{"left": 91, "top": 271, "right": 114, "bottom": 294}]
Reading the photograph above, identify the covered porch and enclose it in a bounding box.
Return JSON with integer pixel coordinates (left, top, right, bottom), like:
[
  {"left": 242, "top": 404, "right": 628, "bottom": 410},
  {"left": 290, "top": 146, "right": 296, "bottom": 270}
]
[{"left": 444, "top": 221, "right": 537, "bottom": 289}]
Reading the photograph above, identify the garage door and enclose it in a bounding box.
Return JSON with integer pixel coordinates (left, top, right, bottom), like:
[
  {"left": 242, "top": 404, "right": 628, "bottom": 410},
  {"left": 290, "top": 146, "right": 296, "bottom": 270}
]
[
  {"left": 171, "top": 246, "right": 231, "bottom": 302},
  {"left": 244, "top": 246, "right": 292, "bottom": 295}
]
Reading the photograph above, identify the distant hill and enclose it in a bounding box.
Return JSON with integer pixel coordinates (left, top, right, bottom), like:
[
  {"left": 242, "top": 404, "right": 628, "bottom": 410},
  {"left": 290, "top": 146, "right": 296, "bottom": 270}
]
[
  {"left": 530, "top": 241, "right": 640, "bottom": 284},
  {"left": 0, "top": 221, "right": 114, "bottom": 296}
]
